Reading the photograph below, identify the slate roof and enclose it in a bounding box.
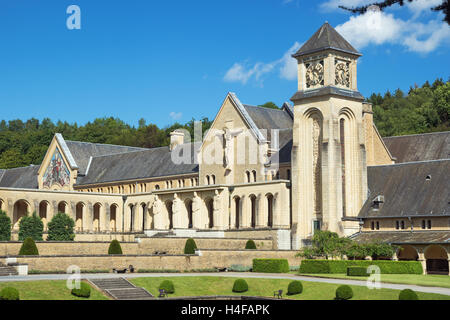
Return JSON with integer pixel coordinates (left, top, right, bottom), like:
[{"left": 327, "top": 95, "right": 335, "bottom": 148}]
[
  {"left": 76, "top": 144, "right": 199, "bottom": 186},
  {"left": 0, "top": 165, "right": 39, "bottom": 189},
  {"left": 358, "top": 160, "right": 450, "bottom": 219},
  {"left": 383, "top": 131, "right": 450, "bottom": 163},
  {"left": 351, "top": 231, "right": 450, "bottom": 244},
  {"left": 65, "top": 140, "right": 148, "bottom": 176},
  {"left": 292, "top": 22, "right": 361, "bottom": 57}
]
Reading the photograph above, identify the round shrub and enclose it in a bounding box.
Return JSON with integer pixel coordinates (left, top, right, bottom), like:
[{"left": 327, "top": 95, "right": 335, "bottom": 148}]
[
  {"left": 19, "top": 237, "right": 39, "bottom": 255},
  {"left": 184, "top": 238, "right": 197, "bottom": 254},
  {"left": 245, "top": 240, "right": 256, "bottom": 249},
  {"left": 47, "top": 213, "right": 75, "bottom": 241},
  {"left": 399, "top": 289, "right": 419, "bottom": 300},
  {"left": 232, "top": 279, "right": 248, "bottom": 293},
  {"left": 159, "top": 280, "right": 175, "bottom": 294},
  {"left": 71, "top": 282, "right": 91, "bottom": 298},
  {"left": 18, "top": 212, "right": 43, "bottom": 241},
  {"left": 108, "top": 240, "right": 123, "bottom": 254},
  {"left": 0, "top": 210, "right": 11, "bottom": 241},
  {"left": 0, "top": 287, "right": 20, "bottom": 300},
  {"left": 287, "top": 280, "right": 303, "bottom": 295},
  {"left": 335, "top": 285, "right": 353, "bottom": 300}
]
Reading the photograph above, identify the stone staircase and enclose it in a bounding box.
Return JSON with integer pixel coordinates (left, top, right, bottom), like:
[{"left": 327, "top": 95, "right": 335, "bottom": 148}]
[
  {"left": 89, "top": 277, "right": 153, "bottom": 300},
  {"left": 0, "top": 263, "right": 18, "bottom": 277}
]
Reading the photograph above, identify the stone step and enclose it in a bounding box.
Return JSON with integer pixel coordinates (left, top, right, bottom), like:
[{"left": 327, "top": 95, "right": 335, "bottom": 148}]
[
  {"left": 0, "top": 266, "right": 18, "bottom": 276},
  {"left": 106, "top": 288, "right": 154, "bottom": 300},
  {"left": 90, "top": 278, "right": 135, "bottom": 290}
]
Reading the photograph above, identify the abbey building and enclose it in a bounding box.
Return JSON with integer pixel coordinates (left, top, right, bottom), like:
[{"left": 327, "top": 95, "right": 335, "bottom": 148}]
[{"left": 0, "top": 23, "right": 449, "bottom": 271}]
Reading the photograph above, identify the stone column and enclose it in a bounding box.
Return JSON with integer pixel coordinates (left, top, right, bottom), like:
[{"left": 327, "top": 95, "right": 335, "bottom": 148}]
[
  {"left": 256, "top": 194, "right": 267, "bottom": 228},
  {"left": 134, "top": 203, "right": 144, "bottom": 232},
  {"left": 418, "top": 252, "right": 427, "bottom": 275},
  {"left": 273, "top": 192, "right": 280, "bottom": 228},
  {"left": 103, "top": 203, "right": 110, "bottom": 232},
  {"left": 83, "top": 203, "right": 93, "bottom": 232},
  {"left": 70, "top": 202, "right": 77, "bottom": 223}
]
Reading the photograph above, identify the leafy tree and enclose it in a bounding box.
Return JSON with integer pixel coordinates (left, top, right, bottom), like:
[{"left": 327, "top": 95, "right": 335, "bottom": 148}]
[
  {"left": 339, "top": 1, "right": 449, "bottom": 25},
  {"left": 259, "top": 102, "right": 279, "bottom": 109},
  {"left": 47, "top": 213, "right": 75, "bottom": 241},
  {"left": 184, "top": 238, "right": 197, "bottom": 254},
  {"left": 18, "top": 212, "right": 43, "bottom": 241},
  {"left": 0, "top": 210, "right": 11, "bottom": 241}
]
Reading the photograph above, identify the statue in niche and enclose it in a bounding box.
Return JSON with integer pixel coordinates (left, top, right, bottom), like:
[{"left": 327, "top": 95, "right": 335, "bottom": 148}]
[
  {"left": 216, "top": 128, "right": 243, "bottom": 170},
  {"left": 192, "top": 192, "right": 201, "bottom": 229},
  {"left": 152, "top": 195, "right": 164, "bottom": 229},
  {"left": 213, "top": 190, "right": 221, "bottom": 224},
  {"left": 172, "top": 193, "right": 182, "bottom": 228}
]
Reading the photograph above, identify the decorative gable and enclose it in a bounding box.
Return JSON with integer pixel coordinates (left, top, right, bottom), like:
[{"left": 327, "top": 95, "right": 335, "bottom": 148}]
[{"left": 42, "top": 147, "right": 71, "bottom": 188}]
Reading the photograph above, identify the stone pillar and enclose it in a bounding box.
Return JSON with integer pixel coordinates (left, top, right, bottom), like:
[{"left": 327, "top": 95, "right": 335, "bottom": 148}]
[
  {"left": 418, "top": 252, "right": 427, "bottom": 275},
  {"left": 256, "top": 194, "right": 267, "bottom": 228},
  {"left": 134, "top": 203, "right": 144, "bottom": 232},
  {"left": 103, "top": 203, "right": 110, "bottom": 232},
  {"left": 83, "top": 203, "right": 93, "bottom": 232},
  {"left": 70, "top": 202, "right": 77, "bottom": 223}
]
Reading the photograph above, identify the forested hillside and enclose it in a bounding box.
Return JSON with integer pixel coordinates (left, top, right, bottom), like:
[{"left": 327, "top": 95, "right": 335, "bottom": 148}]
[{"left": 0, "top": 78, "right": 448, "bottom": 169}]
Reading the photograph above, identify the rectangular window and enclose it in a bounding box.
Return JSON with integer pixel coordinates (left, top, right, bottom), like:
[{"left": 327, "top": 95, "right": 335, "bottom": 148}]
[
  {"left": 401, "top": 221, "right": 405, "bottom": 230},
  {"left": 313, "top": 220, "right": 321, "bottom": 234},
  {"left": 376, "top": 221, "right": 380, "bottom": 230},
  {"left": 371, "top": 221, "right": 375, "bottom": 230},
  {"left": 395, "top": 221, "right": 400, "bottom": 230},
  {"left": 422, "top": 220, "right": 426, "bottom": 229},
  {"left": 427, "top": 220, "right": 432, "bottom": 229}
]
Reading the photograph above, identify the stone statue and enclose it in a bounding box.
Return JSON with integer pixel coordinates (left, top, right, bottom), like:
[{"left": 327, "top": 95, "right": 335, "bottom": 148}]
[
  {"left": 212, "top": 190, "right": 221, "bottom": 228},
  {"left": 216, "top": 128, "right": 243, "bottom": 170},
  {"left": 172, "top": 193, "right": 183, "bottom": 228},
  {"left": 152, "top": 195, "right": 164, "bottom": 229},
  {"left": 192, "top": 192, "right": 201, "bottom": 229}
]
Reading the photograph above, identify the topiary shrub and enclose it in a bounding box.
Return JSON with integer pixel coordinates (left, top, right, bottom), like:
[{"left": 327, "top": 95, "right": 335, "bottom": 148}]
[
  {"left": 0, "top": 287, "right": 20, "bottom": 300},
  {"left": 252, "top": 259, "right": 290, "bottom": 273},
  {"left": 287, "top": 280, "right": 303, "bottom": 295},
  {"left": 245, "top": 240, "right": 256, "bottom": 249},
  {"left": 335, "top": 285, "right": 353, "bottom": 300},
  {"left": 232, "top": 279, "right": 248, "bottom": 293},
  {"left": 0, "top": 210, "right": 11, "bottom": 241},
  {"left": 108, "top": 240, "right": 123, "bottom": 254},
  {"left": 159, "top": 280, "right": 175, "bottom": 294},
  {"left": 399, "top": 289, "right": 419, "bottom": 300},
  {"left": 47, "top": 213, "right": 75, "bottom": 241},
  {"left": 71, "top": 282, "right": 91, "bottom": 298},
  {"left": 184, "top": 238, "right": 197, "bottom": 254},
  {"left": 19, "top": 237, "right": 39, "bottom": 255},
  {"left": 347, "top": 266, "right": 369, "bottom": 276},
  {"left": 18, "top": 212, "right": 43, "bottom": 241}
]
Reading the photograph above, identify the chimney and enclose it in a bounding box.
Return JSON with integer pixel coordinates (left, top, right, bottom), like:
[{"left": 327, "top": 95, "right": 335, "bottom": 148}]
[{"left": 170, "top": 131, "right": 185, "bottom": 151}]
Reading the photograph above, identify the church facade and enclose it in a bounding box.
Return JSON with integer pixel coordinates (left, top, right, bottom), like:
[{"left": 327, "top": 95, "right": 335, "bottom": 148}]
[{"left": 0, "top": 24, "right": 449, "bottom": 270}]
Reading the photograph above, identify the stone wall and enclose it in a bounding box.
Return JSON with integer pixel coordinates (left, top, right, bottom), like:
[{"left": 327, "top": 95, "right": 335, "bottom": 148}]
[
  {"left": 2, "top": 250, "right": 300, "bottom": 272},
  {"left": 0, "top": 237, "right": 274, "bottom": 256}
]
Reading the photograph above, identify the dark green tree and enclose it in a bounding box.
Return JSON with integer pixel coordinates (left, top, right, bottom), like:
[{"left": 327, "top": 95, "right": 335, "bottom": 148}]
[
  {"left": 47, "top": 213, "right": 75, "bottom": 241},
  {"left": 18, "top": 237, "right": 39, "bottom": 255},
  {"left": 184, "top": 238, "right": 197, "bottom": 254},
  {"left": 258, "top": 102, "right": 279, "bottom": 110},
  {"left": 18, "top": 212, "right": 43, "bottom": 241},
  {"left": 0, "top": 210, "right": 11, "bottom": 241},
  {"left": 108, "top": 240, "right": 123, "bottom": 254}
]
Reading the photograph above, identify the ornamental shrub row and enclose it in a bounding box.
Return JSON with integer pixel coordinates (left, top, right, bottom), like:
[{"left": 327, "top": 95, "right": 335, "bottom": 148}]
[
  {"left": 347, "top": 266, "right": 369, "bottom": 276},
  {"left": 71, "top": 282, "right": 91, "bottom": 298},
  {"left": 299, "top": 259, "right": 423, "bottom": 274},
  {"left": 252, "top": 259, "right": 290, "bottom": 273}
]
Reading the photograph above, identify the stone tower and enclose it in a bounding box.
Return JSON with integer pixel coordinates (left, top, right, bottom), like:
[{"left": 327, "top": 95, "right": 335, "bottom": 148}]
[{"left": 290, "top": 22, "right": 368, "bottom": 249}]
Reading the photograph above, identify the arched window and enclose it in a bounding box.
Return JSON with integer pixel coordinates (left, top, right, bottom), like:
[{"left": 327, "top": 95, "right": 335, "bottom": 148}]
[
  {"left": 211, "top": 175, "right": 216, "bottom": 185},
  {"left": 267, "top": 194, "right": 273, "bottom": 228},
  {"left": 245, "top": 171, "right": 250, "bottom": 183},
  {"left": 205, "top": 175, "right": 210, "bottom": 185},
  {"left": 252, "top": 170, "right": 257, "bottom": 182},
  {"left": 110, "top": 204, "right": 117, "bottom": 232},
  {"left": 155, "top": 184, "right": 160, "bottom": 190},
  {"left": 58, "top": 202, "right": 67, "bottom": 214}
]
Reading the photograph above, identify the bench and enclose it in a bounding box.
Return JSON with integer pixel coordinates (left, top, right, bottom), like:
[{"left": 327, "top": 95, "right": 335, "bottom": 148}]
[
  {"left": 112, "top": 265, "right": 135, "bottom": 274},
  {"left": 215, "top": 267, "right": 228, "bottom": 272},
  {"left": 273, "top": 289, "right": 283, "bottom": 299}
]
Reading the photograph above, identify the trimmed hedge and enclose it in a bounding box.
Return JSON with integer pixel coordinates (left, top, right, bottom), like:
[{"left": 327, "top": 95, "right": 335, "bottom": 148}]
[
  {"left": 245, "top": 240, "right": 257, "bottom": 249},
  {"left": 19, "top": 237, "right": 39, "bottom": 255},
  {"left": 347, "top": 266, "right": 369, "bottom": 276},
  {"left": 253, "top": 259, "right": 290, "bottom": 273},
  {"left": 159, "top": 280, "right": 175, "bottom": 294},
  {"left": 399, "top": 289, "right": 419, "bottom": 300},
  {"left": 0, "top": 287, "right": 20, "bottom": 300},
  {"left": 232, "top": 279, "right": 249, "bottom": 293},
  {"left": 71, "top": 282, "right": 91, "bottom": 298},
  {"left": 108, "top": 240, "right": 123, "bottom": 254},
  {"left": 0, "top": 210, "right": 11, "bottom": 241},
  {"left": 299, "top": 259, "right": 423, "bottom": 274},
  {"left": 184, "top": 238, "right": 197, "bottom": 254},
  {"left": 287, "top": 280, "right": 303, "bottom": 295},
  {"left": 335, "top": 285, "right": 353, "bottom": 300}
]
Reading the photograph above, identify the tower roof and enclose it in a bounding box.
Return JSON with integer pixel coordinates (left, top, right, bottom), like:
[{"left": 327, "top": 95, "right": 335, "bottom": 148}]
[{"left": 293, "top": 22, "right": 361, "bottom": 57}]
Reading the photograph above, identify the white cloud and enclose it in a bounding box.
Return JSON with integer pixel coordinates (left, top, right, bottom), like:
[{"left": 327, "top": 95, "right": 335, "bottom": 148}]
[
  {"left": 320, "top": 0, "right": 372, "bottom": 12},
  {"left": 223, "top": 42, "right": 301, "bottom": 85},
  {"left": 169, "top": 112, "right": 182, "bottom": 121},
  {"left": 406, "top": 0, "right": 442, "bottom": 17},
  {"left": 335, "top": 9, "right": 450, "bottom": 53}
]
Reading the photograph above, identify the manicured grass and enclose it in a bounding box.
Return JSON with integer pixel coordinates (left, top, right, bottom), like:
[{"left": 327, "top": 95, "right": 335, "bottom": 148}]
[
  {"left": 0, "top": 280, "right": 109, "bottom": 300},
  {"left": 298, "top": 273, "right": 450, "bottom": 289},
  {"left": 129, "top": 276, "right": 450, "bottom": 300}
]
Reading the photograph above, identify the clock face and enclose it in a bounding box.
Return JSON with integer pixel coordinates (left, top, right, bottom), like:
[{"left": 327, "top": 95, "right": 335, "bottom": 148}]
[
  {"left": 306, "top": 61, "right": 324, "bottom": 88},
  {"left": 335, "top": 61, "right": 350, "bottom": 87}
]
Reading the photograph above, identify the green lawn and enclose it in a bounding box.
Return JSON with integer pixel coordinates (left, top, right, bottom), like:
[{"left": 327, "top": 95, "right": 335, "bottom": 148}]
[
  {"left": 129, "top": 276, "right": 450, "bottom": 300},
  {"left": 0, "top": 280, "right": 109, "bottom": 300},
  {"left": 298, "top": 273, "right": 450, "bottom": 289}
]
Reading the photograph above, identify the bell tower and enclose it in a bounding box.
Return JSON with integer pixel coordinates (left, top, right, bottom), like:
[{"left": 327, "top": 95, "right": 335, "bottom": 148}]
[{"left": 290, "top": 22, "right": 368, "bottom": 249}]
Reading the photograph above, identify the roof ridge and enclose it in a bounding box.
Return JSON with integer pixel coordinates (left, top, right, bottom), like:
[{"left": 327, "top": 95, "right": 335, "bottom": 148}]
[
  {"left": 369, "top": 158, "right": 450, "bottom": 168},
  {"left": 383, "top": 131, "right": 450, "bottom": 139},
  {"left": 88, "top": 146, "right": 171, "bottom": 161},
  {"left": 65, "top": 140, "right": 149, "bottom": 150}
]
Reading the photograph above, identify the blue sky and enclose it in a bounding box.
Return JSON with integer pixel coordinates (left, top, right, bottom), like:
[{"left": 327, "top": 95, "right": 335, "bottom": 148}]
[{"left": 0, "top": 0, "right": 449, "bottom": 128}]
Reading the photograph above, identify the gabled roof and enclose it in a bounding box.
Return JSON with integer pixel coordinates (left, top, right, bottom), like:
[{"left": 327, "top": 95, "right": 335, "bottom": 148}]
[
  {"left": 76, "top": 144, "right": 199, "bottom": 186},
  {"left": 358, "top": 160, "right": 450, "bottom": 219},
  {"left": 243, "top": 105, "right": 293, "bottom": 131},
  {"left": 64, "top": 140, "right": 148, "bottom": 176},
  {"left": 383, "top": 131, "right": 450, "bottom": 163},
  {"left": 292, "top": 22, "right": 361, "bottom": 57},
  {"left": 0, "top": 165, "right": 39, "bottom": 189}
]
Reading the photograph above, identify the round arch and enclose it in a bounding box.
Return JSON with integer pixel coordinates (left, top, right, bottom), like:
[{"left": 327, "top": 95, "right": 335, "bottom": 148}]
[
  {"left": 93, "top": 203, "right": 102, "bottom": 232},
  {"left": 110, "top": 204, "right": 118, "bottom": 232},
  {"left": 184, "top": 199, "right": 193, "bottom": 229},
  {"left": 233, "top": 196, "right": 241, "bottom": 229},
  {"left": 397, "top": 245, "right": 419, "bottom": 261},
  {"left": 57, "top": 201, "right": 68, "bottom": 214},
  {"left": 13, "top": 200, "right": 30, "bottom": 230},
  {"left": 266, "top": 193, "right": 274, "bottom": 228},
  {"left": 165, "top": 200, "right": 173, "bottom": 230},
  {"left": 75, "top": 202, "right": 85, "bottom": 232},
  {"left": 425, "top": 245, "right": 449, "bottom": 275},
  {"left": 249, "top": 194, "right": 257, "bottom": 228}
]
